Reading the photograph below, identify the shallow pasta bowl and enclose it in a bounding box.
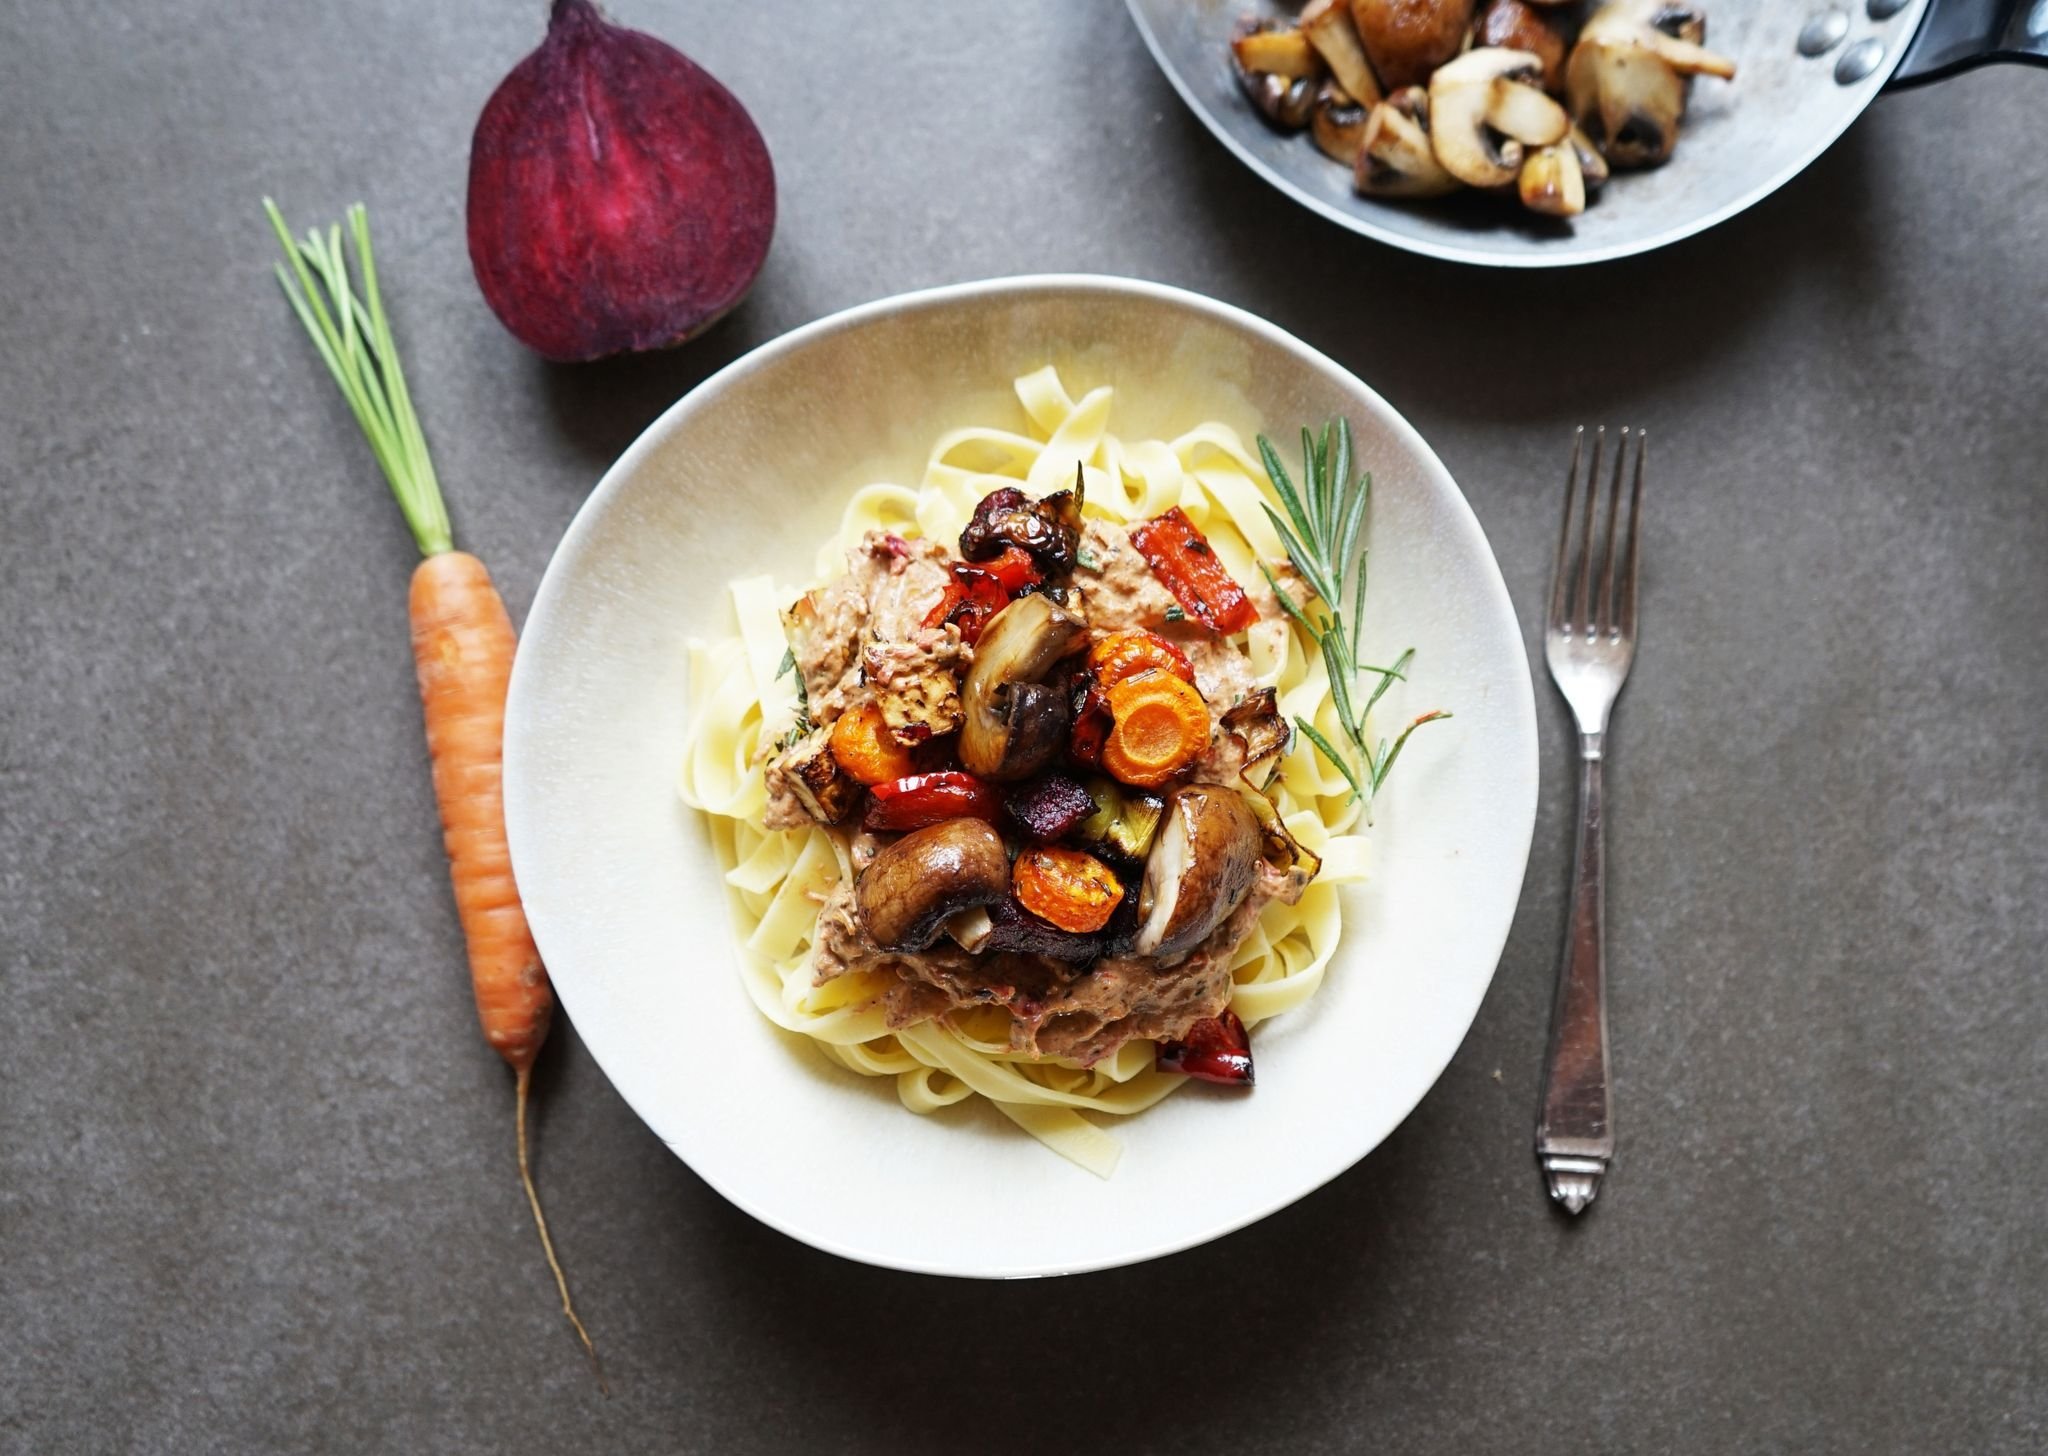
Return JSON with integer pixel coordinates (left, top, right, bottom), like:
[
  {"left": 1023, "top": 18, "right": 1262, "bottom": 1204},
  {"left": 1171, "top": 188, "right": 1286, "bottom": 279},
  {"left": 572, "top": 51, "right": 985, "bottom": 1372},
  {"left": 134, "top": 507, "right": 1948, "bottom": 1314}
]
[{"left": 502, "top": 276, "right": 1538, "bottom": 1278}]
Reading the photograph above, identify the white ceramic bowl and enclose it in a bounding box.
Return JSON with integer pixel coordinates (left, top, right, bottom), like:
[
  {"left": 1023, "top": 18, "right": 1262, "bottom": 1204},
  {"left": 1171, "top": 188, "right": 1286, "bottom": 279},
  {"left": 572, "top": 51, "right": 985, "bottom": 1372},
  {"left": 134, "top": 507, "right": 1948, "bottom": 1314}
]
[{"left": 503, "top": 276, "right": 1538, "bottom": 1278}]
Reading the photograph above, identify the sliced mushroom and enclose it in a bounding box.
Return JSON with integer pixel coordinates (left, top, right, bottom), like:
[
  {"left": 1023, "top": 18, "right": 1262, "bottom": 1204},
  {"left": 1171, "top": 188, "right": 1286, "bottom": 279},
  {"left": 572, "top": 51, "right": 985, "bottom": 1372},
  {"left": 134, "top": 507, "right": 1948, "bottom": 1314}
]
[
  {"left": 1355, "top": 89, "right": 1461, "bottom": 198},
  {"left": 1473, "top": 0, "right": 1571, "bottom": 94},
  {"left": 1349, "top": 0, "right": 1476, "bottom": 91},
  {"left": 1229, "top": 20, "right": 1326, "bottom": 79},
  {"left": 1568, "top": 122, "right": 1611, "bottom": 190},
  {"left": 1301, "top": 0, "right": 1384, "bottom": 109},
  {"left": 1311, "top": 80, "right": 1372, "bottom": 166},
  {"left": 1134, "top": 785, "right": 1264, "bottom": 960},
  {"left": 1231, "top": 19, "right": 1325, "bottom": 131},
  {"left": 1519, "top": 141, "right": 1586, "bottom": 216},
  {"left": 856, "top": 818, "right": 1010, "bottom": 953},
  {"left": 1428, "top": 47, "right": 1567, "bottom": 189},
  {"left": 1568, "top": 1, "right": 1736, "bottom": 169},
  {"left": 960, "top": 594, "right": 1086, "bottom": 780}
]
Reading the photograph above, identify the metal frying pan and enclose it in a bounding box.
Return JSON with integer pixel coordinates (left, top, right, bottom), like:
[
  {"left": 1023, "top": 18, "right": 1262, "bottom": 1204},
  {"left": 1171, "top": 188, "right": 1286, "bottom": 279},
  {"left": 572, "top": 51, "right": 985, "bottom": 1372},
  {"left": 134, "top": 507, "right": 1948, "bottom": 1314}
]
[{"left": 1126, "top": 0, "right": 2046, "bottom": 267}]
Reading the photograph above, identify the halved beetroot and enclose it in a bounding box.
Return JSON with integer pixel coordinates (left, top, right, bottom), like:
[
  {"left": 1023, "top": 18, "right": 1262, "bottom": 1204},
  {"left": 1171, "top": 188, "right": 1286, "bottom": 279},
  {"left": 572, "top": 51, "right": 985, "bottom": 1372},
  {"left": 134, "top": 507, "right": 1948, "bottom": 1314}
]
[{"left": 467, "top": 0, "right": 776, "bottom": 362}]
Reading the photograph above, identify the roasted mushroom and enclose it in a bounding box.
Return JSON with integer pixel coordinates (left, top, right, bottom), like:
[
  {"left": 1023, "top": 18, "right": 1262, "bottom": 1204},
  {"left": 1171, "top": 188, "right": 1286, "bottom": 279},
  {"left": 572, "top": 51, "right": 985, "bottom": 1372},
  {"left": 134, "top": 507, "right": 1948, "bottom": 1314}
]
[
  {"left": 1428, "top": 47, "right": 1569, "bottom": 190},
  {"left": 1473, "top": 0, "right": 1571, "bottom": 94},
  {"left": 960, "top": 594, "right": 1086, "bottom": 780},
  {"left": 1567, "top": 122, "right": 1612, "bottom": 190},
  {"left": 1300, "top": 0, "right": 1384, "bottom": 109},
  {"left": 958, "top": 484, "right": 1082, "bottom": 573},
  {"left": 1231, "top": 19, "right": 1324, "bottom": 131},
  {"left": 856, "top": 818, "right": 1011, "bottom": 952},
  {"left": 1349, "top": 0, "right": 1476, "bottom": 91},
  {"left": 1134, "top": 785, "right": 1264, "bottom": 960},
  {"left": 1567, "top": 1, "right": 1736, "bottom": 169},
  {"left": 1355, "top": 86, "right": 1462, "bottom": 198},
  {"left": 1311, "top": 80, "right": 1372, "bottom": 166},
  {"left": 1519, "top": 141, "right": 1586, "bottom": 216}
]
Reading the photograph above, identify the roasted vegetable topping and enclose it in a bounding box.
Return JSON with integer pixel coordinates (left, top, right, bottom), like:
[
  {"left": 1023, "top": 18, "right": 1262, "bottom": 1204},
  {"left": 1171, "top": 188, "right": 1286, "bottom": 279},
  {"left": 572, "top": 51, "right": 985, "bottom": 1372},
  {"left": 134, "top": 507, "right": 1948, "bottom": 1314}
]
[
  {"left": 959, "top": 483, "right": 1083, "bottom": 573},
  {"left": 1013, "top": 846, "right": 1125, "bottom": 934},
  {"left": 1102, "top": 669, "right": 1210, "bottom": 789},
  {"left": 829, "top": 701, "right": 916, "bottom": 786},
  {"left": 921, "top": 563, "right": 1010, "bottom": 644},
  {"left": 1157, "top": 1009, "right": 1256, "bottom": 1086},
  {"left": 1128, "top": 508, "right": 1260, "bottom": 635},
  {"left": 1076, "top": 777, "right": 1166, "bottom": 862},
  {"left": 960, "top": 594, "right": 1088, "bottom": 780},
  {"left": 857, "top": 818, "right": 1011, "bottom": 952},
  {"left": 864, "top": 771, "right": 1001, "bottom": 832},
  {"left": 1087, "top": 629, "right": 1197, "bottom": 691},
  {"left": 1003, "top": 772, "right": 1099, "bottom": 843}
]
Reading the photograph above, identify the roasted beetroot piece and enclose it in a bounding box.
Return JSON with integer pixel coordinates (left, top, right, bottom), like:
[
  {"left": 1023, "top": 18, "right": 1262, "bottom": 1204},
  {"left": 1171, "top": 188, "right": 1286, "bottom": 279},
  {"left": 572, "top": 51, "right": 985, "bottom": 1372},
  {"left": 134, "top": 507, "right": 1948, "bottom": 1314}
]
[
  {"left": 979, "top": 896, "right": 1107, "bottom": 964},
  {"left": 921, "top": 564, "right": 1010, "bottom": 644},
  {"left": 864, "top": 771, "right": 1001, "bottom": 832},
  {"left": 467, "top": 0, "right": 775, "bottom": 362},
  {"left": 960, "top": 485, "right": 1081, "bottom": 573},
  {"left": 1003, "top": 772, "right": 1098, "bottom": 843},
  {"left": 1157, "top": 1009, "right": 1255, "bottom": 1086}
]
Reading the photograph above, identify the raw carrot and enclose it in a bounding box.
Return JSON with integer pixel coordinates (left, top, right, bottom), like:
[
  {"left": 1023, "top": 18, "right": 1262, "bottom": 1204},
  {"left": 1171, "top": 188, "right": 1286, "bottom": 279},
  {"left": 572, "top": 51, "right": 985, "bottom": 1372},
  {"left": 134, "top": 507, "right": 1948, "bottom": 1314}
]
[{"left": 266, "top": 201, "right": 601, "bottom": 1389}]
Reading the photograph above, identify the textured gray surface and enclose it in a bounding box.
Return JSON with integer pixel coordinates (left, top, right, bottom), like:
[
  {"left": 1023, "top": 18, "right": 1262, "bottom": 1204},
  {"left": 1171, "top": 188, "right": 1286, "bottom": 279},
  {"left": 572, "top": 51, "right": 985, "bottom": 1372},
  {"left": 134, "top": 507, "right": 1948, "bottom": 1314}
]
[{"left": 1, "top": 2, "right": 2043, "bottom": 1452}]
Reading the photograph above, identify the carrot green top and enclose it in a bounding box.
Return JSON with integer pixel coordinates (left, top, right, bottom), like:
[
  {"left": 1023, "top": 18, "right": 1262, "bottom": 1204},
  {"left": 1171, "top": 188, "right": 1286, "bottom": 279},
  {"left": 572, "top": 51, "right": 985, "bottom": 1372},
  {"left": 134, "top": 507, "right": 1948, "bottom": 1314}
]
[{"left": 265, "top": 200, "right": 453, "bottom": 558}]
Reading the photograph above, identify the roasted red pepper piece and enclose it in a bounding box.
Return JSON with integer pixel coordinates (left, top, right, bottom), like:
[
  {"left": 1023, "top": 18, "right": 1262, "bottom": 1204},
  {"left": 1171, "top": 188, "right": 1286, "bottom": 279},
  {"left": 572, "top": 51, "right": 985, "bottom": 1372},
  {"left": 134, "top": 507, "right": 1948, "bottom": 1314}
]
[
  {"left": 981, "top": 546, "right": 1043, "bottom": 594},
  {"left": 1069, "top": 678, "right": 1112, "bottom": 768},
  {"left": 1157, "top": 1008, "right": 1255, "bottom": 1085},
  {"left": 921, "top": 565, "right": 1010, "bottom": 644},
  {"left": 1128, "top": 508, "right": 1260, "bottom": 635},
  {"left": 864, "top": 771, "right": 1002, "bottom": 832}
]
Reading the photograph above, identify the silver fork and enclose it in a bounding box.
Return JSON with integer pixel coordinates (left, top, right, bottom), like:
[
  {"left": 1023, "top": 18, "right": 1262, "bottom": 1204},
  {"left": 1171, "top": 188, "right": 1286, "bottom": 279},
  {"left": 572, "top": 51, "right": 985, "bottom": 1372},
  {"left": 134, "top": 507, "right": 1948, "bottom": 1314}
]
[{"left": 1536, "top": 426, "right": 1645, "bottom": 1215}]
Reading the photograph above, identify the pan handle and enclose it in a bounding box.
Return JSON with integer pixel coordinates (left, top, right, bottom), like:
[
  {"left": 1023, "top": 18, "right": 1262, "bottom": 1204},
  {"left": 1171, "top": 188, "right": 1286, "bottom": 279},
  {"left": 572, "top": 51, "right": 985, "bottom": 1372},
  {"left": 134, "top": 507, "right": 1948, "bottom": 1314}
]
[{"left": 1886, "top": 0, "right": 2048, "bottom": 89}]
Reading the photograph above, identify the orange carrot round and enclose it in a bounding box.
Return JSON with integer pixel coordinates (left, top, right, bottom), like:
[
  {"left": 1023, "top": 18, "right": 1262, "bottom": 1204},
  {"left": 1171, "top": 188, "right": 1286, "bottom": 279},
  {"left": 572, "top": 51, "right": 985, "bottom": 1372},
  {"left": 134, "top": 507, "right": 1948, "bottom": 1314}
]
[
  {"left": 1102, "top": 669, "right": 1210, "bottom": 788},
  {"left": 267, "top": 201, "right": 600, "bottom": 1389}
]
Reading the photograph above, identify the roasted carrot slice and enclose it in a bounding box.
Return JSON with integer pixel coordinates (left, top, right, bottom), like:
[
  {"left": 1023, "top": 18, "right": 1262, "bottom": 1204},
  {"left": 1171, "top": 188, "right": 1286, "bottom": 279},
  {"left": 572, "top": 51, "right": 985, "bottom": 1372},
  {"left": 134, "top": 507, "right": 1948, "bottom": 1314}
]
[
  {"left": 1013, "top": 846, "right": 1124, "bottom": 933},
  {"left": 1101, "top": 669, "right": 1210, "bottom": 788},
  {"left": 830, "top": 701, "right": 916, "bottom": 785},
  {"left": 1087, "top": 629, "right": 1196, "bottom": 690}
]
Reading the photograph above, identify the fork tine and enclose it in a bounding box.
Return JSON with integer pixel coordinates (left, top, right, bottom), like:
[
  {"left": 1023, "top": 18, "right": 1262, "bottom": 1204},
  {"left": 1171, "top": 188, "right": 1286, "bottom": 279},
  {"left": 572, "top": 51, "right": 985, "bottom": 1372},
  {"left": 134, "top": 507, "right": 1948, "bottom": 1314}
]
[
  {"left": 1548, "top": 427, "right": 1584, "bottom": 630},
  {"left": 1571, "top": 427, "right": 1606, "bottom": 632},
  {"left": 1595, "top": 427, "right": 1630, "bottom": 637},
  {"left": 1617, "top": 429, "right": 1646, "bottom": 638}
]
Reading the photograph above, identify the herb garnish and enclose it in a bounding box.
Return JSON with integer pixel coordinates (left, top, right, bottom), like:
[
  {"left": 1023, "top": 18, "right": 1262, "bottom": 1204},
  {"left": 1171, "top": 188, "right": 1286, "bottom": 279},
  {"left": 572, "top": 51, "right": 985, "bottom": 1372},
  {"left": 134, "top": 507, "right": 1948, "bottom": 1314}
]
[{"left": 1255, "top": 419, "right": 1449, "bottom": 810}]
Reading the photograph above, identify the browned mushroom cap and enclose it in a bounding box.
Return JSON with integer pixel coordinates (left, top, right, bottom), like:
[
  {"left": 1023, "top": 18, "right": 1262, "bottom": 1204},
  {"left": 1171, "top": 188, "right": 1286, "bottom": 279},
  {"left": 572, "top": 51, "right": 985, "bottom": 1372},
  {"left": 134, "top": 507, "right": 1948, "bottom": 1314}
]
[
  {"left": 1567, "top": 0, "right": 1736, "bottom": 169},
  {"left": 1134, "top": 786, "right": 1264, "bottom": 960},
  {"left": 1350, "top": 0, "right": 1476, "bottom": 91},
  {"left": 856, "top": 818, "right": 1011, "bottom": 952},
  {"left": 1473, "top": 0, "right": 1571, "bottom": 94},
  {"left": 960, "top": 594, "right": 1086, "bottom": 780}
]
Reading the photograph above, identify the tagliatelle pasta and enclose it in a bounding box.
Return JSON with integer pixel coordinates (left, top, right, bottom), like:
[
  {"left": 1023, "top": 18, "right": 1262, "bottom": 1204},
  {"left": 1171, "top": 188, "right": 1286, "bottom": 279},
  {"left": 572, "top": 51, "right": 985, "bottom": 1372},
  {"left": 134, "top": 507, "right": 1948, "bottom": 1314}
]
[{"left": 679, "top": 367, "right": 1386, "bottom": 1178}]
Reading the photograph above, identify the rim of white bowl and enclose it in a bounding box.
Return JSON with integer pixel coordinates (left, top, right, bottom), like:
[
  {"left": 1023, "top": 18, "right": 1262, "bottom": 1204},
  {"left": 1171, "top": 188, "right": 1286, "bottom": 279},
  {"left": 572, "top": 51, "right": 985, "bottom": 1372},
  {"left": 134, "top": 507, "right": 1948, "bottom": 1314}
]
[{"left": 505, "top": 274, "right": 1540, "bottom": 1277}]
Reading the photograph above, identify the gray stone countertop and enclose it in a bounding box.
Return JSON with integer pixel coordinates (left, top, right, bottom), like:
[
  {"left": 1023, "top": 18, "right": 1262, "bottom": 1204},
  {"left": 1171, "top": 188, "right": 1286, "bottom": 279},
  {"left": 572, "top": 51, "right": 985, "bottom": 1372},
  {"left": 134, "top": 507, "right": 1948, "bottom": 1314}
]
[{"left": 2, "top": 3, "right": 2042, "bottom": 1452}]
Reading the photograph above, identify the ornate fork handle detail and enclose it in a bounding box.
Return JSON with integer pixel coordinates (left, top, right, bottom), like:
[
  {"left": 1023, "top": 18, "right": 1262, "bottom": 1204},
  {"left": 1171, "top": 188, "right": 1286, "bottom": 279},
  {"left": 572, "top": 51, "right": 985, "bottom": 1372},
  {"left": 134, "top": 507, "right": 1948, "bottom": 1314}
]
[{"left": 1538, "top": 735, "right": 1614, "bottom": 1213}]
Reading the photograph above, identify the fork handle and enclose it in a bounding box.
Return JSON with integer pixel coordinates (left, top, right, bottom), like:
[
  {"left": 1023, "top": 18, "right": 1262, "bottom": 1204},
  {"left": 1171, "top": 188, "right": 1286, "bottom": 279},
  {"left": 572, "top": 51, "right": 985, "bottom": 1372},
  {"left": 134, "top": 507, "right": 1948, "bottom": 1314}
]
[{"left": 1536, "top": 734, "right": 1615, "bottom": 1214}]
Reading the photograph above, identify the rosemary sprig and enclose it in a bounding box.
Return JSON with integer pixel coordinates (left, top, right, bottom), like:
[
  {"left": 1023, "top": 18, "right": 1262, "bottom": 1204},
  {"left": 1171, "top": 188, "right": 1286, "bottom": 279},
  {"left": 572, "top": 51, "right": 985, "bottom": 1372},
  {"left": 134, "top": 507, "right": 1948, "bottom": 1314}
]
[{"left": 1257, "top": 419, "right": 1449, "bottom": 808}]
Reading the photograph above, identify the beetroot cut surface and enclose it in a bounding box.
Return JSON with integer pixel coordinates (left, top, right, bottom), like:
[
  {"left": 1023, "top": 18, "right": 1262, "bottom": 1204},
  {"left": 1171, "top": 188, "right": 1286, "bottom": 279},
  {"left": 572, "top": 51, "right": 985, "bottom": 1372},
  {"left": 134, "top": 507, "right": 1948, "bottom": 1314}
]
[{"left": 467, "top": 0, "right": 776, "bottom": 362}]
